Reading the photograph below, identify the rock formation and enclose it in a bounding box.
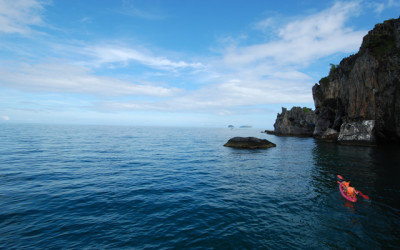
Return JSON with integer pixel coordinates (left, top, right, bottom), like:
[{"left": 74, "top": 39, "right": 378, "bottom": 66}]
[
  {"left": 321, "top": 128, "right": 339, "bottom": 142},
  {"left": 312, "top": 17, "right": 400, "bottom": 144},
  {"left": 224, "top": 137, "right": 276, "bottom": 149},
  {"left": 337, "top": 120, "right": 376, "bottom": 145},
  {"left": 269, "top": 18, "right": 400, "bottom": 145},
  {"left": 273, "top": 107, "right": 316, "bottom": 136}
]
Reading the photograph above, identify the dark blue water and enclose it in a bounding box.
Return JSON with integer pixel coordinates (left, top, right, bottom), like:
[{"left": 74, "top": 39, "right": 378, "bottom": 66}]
[{"left": 1, "top": 124, "right": 400, "bottom": 249}]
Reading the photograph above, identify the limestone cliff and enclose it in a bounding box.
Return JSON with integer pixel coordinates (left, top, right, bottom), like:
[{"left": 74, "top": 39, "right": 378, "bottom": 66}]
[
  {"left": 273, "top": 107, "right": 316, "bottom": 136},
  {"left": 312, "top": 17, "right": 400, "bottom": 144}
]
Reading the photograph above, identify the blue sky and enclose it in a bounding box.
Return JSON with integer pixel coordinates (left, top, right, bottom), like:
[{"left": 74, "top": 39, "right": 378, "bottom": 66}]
[{"left": 0, "top": 0, "right": 399, "bottom": 128}]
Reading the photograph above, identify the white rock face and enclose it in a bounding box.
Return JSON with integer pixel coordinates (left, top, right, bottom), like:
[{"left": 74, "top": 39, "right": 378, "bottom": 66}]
[{"left": 338, "top": 120, "right": 376, "bottom": 145}]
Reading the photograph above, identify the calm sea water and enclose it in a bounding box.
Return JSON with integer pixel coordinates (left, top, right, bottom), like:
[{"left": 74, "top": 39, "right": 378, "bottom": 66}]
[{"left": 1, "top": 124, "right": 400, "bottom": 249}]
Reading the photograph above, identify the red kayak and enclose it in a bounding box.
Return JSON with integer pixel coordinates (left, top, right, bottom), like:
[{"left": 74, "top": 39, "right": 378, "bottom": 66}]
[
  {"left": 337, "top": 175, "right": 370, "bottom": 202},
  {"left": 339, "top": 182, "right": 357, "bottom": 202}
]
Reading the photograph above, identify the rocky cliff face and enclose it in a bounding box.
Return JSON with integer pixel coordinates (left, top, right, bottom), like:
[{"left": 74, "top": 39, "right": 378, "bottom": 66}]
[
  {"left": 273, "top": 107, "right": 316, "bottom": 136},
  {"left": 312, "top": 18, "right": 400, "bottom": 144}
]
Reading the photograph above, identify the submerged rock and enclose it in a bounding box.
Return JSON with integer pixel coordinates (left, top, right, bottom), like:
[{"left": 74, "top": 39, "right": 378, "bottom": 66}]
[
  {"left": 224, "top": 137, "right": 276, "bottom": 149},
  {"left": 338, "top": 120, "right": 376, "bottom": 145}
]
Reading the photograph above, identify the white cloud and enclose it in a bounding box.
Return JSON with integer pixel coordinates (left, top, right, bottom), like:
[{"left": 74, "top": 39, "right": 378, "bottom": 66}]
[
  {"left": 388, "top": 0, "right": 400, "bottom": 6},
  {"left": 180, "top": 1, "right": 366, "bottom": 113},
  {"left": 76, "top": 1, "right": 366, "bottom": 114},
  {"left": 0, "top": 62, "right": 183, "bottom": 97},
  {"left": 374, "top": 3, "right": 386, "bottom": 14},
  {"left": 0, "top": 1, "right": 371, "bottom": 118},
  {"left": 93, "top": 76, "right": 313, "bottom": 114},
  {"left": 81, "top": 44, "right": 204, "bottom": 71},
  {"left": 80, "top": 17, "right": 92, "bottom": 23},
  {"left": 254, "top": 17, "right": 275, "bottom": 31},
  {"left": 1, "top": 115, "right": 10, "bottom": 121},
  {"left": 119, "top": 0, "right": 166, "bottom": 20},
  {"left": 222, "top": 1, "right": 365, "bottom": 68},
  {"left": 0, "top": 0, "right": 45, "bottom": 34},
  {"left": 370, "top": 0, "right": 400, "bottom": 14}
]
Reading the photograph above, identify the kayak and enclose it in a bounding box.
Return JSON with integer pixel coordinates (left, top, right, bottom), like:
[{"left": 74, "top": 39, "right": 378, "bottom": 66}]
[{"left": 339, "top": 182, "right": 357, "bottom": 202}]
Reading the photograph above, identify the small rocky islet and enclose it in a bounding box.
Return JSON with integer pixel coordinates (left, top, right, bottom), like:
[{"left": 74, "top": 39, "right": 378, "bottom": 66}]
[{"left": 224, "top": 137, "right": 276, "bottom": 149}]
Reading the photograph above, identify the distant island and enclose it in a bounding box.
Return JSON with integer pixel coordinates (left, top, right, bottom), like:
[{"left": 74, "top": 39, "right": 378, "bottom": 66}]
[
  {"left": 239, "top": 125, "right": 252, "bottom": 129},
  {"left": 227, "top": 125, "right": 253, "bottom": 129},
  {"left": 270, "top": 17, "right": 400, "bottom": 146}
]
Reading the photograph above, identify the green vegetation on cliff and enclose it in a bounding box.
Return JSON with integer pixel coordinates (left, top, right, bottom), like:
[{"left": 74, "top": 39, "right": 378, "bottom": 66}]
[
  {"left": 319, "top": 64, "right": 338, "bottom": 85},
  {"left": 360, "top": 18, "right": 397, "bottom": 58}
]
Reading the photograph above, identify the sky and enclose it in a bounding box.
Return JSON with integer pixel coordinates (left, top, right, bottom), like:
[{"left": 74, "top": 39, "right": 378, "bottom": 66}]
[{"left": 0, "top": 0, "right": 399, "bottom": 128}]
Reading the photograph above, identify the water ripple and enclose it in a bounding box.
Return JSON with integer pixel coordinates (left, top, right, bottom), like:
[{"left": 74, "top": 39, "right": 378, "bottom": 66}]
[{"left": 1, "top": 124, "right": 400, "bottom": 248}]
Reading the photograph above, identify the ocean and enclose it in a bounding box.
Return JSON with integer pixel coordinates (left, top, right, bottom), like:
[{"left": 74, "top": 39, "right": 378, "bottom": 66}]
[{"left": 1, "top": 124, "right": 400, "bottom": 249}]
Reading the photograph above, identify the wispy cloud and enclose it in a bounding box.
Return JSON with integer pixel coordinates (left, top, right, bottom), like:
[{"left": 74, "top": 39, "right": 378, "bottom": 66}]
[
  {"left": 80, "top": 44, "right": 204, "bottom": 71},
  {"left": 369, "top": 0, "right": 400, "bottom": 14},
  {"left": 0, "top": 62, "right": 183, "bottom": 97},
  {"left": 118, "top": 0, "right": 165, "bottom": 20},
  {"left": 0, "top": 1, "right": 371, "bottom": 118},
  {"left": 1, "top": 115, "right": 10, "bottom": 121},
  {"left": 222, "top": 1, "right": 365, "bottom": 68},
  {"left": 253, "top": 17, "right": 276, "bottom": 32},
  {"left": 92, "top": 75, "right": 314, "bottom": 114},
  {"left": 0, "top": 0, "right": 46, "bottom": 34},
  {"left": 80, "top": 17, "right": 92, "bottom": 24},
  {"left": 174, "top": 1, "right": 366, "bottom": 113}
]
